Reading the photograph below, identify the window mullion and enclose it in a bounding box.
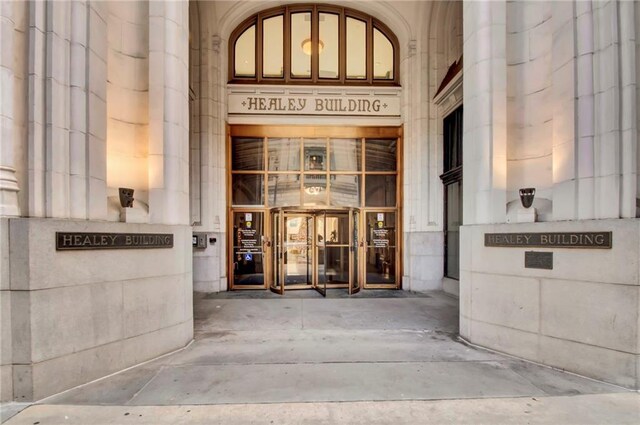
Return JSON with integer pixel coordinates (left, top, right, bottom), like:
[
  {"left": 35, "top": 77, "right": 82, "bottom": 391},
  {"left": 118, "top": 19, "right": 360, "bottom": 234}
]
[
  {"left": 256, "top": 16, "right": 263, "bottom": 83},
  {"left": 367, "top": 16, "right": 373, "bottom": 84},
  {"left": 284, "top": 9, "right": 291, "bottom": 83},
  {"left": 311, "top": 5, "right": 319, "bottom": 83},
  {"left": 339, "top": 10, "right": 346, "bottom": 84}
]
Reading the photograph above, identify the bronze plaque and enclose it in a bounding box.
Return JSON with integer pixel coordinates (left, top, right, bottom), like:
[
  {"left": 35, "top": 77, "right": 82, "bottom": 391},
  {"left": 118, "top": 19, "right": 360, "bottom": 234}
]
[
  {"left": 56, "top": 232, "right": 174, "bottom": 250},
  {"left": 525, "top": 251, "right": 553, "bottom": 270},
  {"left": 484, "top": 232, "right": 611, "bottom": 249}
]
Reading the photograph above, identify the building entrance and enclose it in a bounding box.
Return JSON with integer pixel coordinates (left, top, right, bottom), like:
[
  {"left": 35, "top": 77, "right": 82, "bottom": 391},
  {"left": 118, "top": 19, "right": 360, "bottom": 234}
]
[
  {"left": 228, "top": 125, "right": 402, "bottom": 294},
  {"left": 270, "top": 208, "right": 359, "bottom": 296}
]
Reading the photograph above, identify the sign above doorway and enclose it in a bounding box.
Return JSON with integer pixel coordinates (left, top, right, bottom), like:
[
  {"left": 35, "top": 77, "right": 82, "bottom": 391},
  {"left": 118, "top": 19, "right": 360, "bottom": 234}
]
[{"left": 228, "top": 85, "right": 401, "bottom": 118}]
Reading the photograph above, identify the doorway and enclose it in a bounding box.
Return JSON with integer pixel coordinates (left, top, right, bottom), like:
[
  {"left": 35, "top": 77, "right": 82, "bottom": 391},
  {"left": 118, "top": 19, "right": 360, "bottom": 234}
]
[
  {"left": 227, "top": 125, "right": 402, "bottom": 294},
  {"left": 270, "top": 208, "right": 360, "bottom": 296},
  {"left": 441, "top": 105, "right": 463, "bottom": 280}
]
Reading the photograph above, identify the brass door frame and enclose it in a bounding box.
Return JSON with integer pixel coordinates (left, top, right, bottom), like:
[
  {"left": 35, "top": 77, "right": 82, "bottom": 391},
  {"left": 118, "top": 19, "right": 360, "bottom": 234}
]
[
  {"left": 229, "top": 208, "right": 270, "bottom": 291},
  {"left": 227, "top": 125, "right": 404, "bottom": 292},
  {"left": 362, "top": 208, "right": 401, "bottom": 289},
  {"left": 267, "top": 207, "right": 358, "bottom": 295}
]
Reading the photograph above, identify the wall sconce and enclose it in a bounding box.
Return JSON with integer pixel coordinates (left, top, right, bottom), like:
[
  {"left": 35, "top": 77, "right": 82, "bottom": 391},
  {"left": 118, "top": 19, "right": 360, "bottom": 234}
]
[
  {"left": 119, "top": 187, "right": 135, "bottom": 208},
  {"left": 519, "top": 188, "right": 535, "bottom": 209},
  {"left": 301, "top": 38, "right": 324, "bottom": 55}
]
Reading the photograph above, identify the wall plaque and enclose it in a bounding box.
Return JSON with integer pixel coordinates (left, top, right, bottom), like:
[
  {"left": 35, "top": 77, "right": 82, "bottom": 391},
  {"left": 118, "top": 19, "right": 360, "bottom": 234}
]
[
  {"left": 525, "top": 251, "right": 553, "bottom": 270},
  {"left": 56, "top": 232, "right": 174, "bottom": 250},
  {"left": 484, "top": 232, "right": 611, "bottom": 249}
]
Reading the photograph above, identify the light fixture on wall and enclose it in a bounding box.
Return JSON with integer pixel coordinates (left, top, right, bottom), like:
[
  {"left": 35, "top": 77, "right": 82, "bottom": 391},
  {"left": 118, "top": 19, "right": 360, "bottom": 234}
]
[
  {"left": 118, "top": 188, "right": 134, "bottom": 208},
  {"left": 519, "top": 188, "right": 536, "bottom": 209},
  {"left": 301, "top": 38, "right": 324, "bottom": 55}
]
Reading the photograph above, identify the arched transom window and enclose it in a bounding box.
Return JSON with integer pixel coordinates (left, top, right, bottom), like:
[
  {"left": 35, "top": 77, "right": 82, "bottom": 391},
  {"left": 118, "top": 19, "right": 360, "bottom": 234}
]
[{"left": 230, "top": 4, "right": 399, "bottom": 85}]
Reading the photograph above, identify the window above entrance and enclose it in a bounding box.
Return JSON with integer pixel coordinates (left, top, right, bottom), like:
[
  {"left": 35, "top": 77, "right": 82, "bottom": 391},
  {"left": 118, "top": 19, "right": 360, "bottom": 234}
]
[{"left": 229, "top": 4, "right": 399, "bottom": 86}]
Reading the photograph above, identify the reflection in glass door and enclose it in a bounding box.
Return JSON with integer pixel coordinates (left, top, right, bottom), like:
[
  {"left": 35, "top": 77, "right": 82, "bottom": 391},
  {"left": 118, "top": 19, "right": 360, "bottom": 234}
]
[{"left": 284, "top": 215, "right": 314, "bottom": 287}]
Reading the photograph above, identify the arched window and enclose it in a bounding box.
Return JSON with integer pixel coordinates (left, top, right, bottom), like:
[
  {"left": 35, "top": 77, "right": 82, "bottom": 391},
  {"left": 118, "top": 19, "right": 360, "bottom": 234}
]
[{"left": 229, "top": 4, "right": 399, "bottom": 85}]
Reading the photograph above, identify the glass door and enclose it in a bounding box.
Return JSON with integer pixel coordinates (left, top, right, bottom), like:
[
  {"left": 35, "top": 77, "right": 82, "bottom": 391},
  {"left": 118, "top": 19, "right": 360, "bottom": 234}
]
[
  {"left": 231, "top": 211, "right": 265, "bottom": 289},
  {"left": 315, "top": 211, "right": 327, "bottom": 297},
  {"left": 350, "top": 209, "right": 361, "bottom": 294},
  {"left": 364, "top": 211, "right": 397, "bottom": 288},
  {"left": 270, "top": 211, "right": 283, "bottom": 294},
  {"left": 267, "top": 208, "right": 362, "bottom": 295},
  {"left": 283, "top": 214, "right": 314, "bottom": 289}
]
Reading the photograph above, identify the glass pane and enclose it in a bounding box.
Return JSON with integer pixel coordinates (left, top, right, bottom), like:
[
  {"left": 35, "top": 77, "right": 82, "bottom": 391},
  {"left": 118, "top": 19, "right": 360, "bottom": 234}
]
[
  {"left": 234, "top": 25, "right": 255, "bottom": 77},
  {"left": 304, "top": 139, "right": 327, "bottom": 171},
  {"left": 263, "top": 15, "right": 284, "bottom": 78},
  {"left": 444, "top": 106, "right": 463, "bottom": 172},
  {"left": 365, "top": 175, "right": 396, "bottom": 207},
  {"left": 330, "top": 138, "right": 361, "bottom": 171},
  {"left": 233, "top": 212, "right": 264, "bottom": 285},
  {"left": 351, "top": 210, "right": 359, "bottom": 291},
  {"left": 268, "top": 174, "right": 300, "bottom": 207},
  {"left": 366, "top": 247, "right": 395, "bottom": 284},
  {"left": 291, "top": 13, "right": 311, "bottom": 78},
  {"left": 365, "top": 212, "right": 396, "bottom": 245},
  {"left": 303, "top": 174, "right": 327, "bottom": 206},
  {"left": 365, "top": 139, "right": 397, "bottom": 171},
  {"left": 319, "top": 13, "right": 339, "bottom": 79},
  {"left": 320, "top": 246, "right": 349, "bottom": 284},
  {"left": 329, "top": 175, "right": 360, "bottom": 207},
  {"left": 268, "top": 138, "right": 301, "bottom": 171},
  {"left": 232, "top": 174, "right": 264, "bottom": 205},
  {"left": 373, "top": 28, "right": 394, "bottom": 79},
  {"left": 284, "top": 216, "right": 313, "bottom": 285},
  {"left": 346, "top": 17, "right": 366, "bottom": 79},
  {"left": 317, "top": 214, "right": 349, "bottom": 245},
  {"left": 446, "top": 182, "right": 462, "bottom": 279},
  {"left": 232, "top": 138, "right": 264, "bottom": 170},
  {"left": 365, "top": 212, "right": 396, "bottom": 284},
  {"left": 272, "top": 213, "right": 281, "bottom": 289}
]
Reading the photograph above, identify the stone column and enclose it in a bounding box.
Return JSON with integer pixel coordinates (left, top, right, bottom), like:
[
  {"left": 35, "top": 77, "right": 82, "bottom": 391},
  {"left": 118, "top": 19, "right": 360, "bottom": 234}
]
[
  {"left": 462, "top": 0, "right": 507, "bottom": 224},
  {"left": 0, "top": 2, "right": 20, "bottom": 216},
  {"left": 148, "top": 0, "right": 190, "bottom": 225}
]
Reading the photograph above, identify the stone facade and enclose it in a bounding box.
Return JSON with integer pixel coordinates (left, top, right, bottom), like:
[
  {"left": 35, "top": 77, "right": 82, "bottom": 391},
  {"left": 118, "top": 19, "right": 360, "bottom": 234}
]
[{"left": 0, "top": 0, "right": 639, "bottom": 402}]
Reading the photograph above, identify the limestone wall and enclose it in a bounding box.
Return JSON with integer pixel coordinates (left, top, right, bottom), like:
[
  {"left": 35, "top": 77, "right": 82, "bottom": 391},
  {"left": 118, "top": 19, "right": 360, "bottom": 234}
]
[
  {"left": 0, "top": 0, "right": 194, "bottom": 402},
  {"left": 106, "top": 1, "right": 150, "bottom": 206},
  {"left": 506, "top": 1, "right": 553, "bottom": 209},
  {"left": 460, "top": 220, "right": 640, "bottom": 389},
  {"left": 2, "top": 218, "right": 193, "bottom": 401}
]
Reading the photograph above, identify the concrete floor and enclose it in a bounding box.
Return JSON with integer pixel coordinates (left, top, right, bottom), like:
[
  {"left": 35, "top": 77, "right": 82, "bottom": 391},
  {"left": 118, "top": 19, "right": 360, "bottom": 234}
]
[{"left": 3, "top": 290, "right": 636, "bottom": 424}]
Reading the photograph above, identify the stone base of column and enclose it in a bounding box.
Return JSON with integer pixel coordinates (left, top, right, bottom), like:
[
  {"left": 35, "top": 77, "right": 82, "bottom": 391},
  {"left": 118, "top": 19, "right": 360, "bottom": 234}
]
[{"left": 0, "top": 166, "right": 20, "bottom": 217}]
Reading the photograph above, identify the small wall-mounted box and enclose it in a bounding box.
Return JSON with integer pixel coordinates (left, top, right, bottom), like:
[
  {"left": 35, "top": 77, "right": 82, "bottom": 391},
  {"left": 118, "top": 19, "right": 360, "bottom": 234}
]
[{"left": 192, "top": 233, "right": 208, "bottom": 249}]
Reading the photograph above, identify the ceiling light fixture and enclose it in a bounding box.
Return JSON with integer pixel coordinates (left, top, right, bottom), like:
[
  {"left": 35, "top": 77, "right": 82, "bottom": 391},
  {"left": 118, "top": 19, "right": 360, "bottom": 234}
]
[{"left": 301, "top": 38, "right": 324, "bottom": 55}]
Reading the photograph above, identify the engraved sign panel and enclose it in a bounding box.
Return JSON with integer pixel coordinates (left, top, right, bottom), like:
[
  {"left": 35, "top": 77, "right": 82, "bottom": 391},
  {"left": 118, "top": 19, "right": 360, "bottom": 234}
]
[
  {"left": 484, "top": 232, "right": 611, "bottom": 249},
  {"left": 228, "top": 85, "right": 402, "bottom": 118},
  {"left": 56, "top": 232, "right": 173, "bottom": 250},
  {"left": 525, "top": 251, "right": 553, "bottom": 270}
]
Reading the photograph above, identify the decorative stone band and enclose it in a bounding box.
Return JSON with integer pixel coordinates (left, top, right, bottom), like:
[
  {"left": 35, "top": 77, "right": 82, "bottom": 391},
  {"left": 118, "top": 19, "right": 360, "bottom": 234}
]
[
  {"left": 484, "top": 232, "right": 612, "bottom": 249},
  {"left": 0, "top": 165, "right": 20, "bottom": 191},
  {"left": 56, "top": 232, "right": 174, "bottom": 250}
]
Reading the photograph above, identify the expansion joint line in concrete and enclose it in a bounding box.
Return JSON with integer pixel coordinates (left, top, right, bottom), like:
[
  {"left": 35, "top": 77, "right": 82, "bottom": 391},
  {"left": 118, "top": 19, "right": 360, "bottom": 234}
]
[{"left": 127, "top": 366, "right": 167, "bottom": 405}]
